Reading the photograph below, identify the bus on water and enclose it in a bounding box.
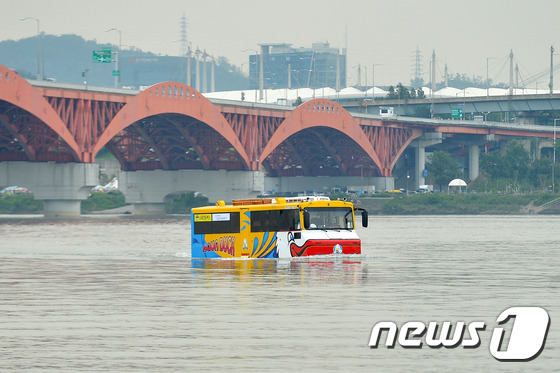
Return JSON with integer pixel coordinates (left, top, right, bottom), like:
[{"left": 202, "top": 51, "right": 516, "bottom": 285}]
[{"left": 191, "top": 196, "right": 368, "bottom": 258}]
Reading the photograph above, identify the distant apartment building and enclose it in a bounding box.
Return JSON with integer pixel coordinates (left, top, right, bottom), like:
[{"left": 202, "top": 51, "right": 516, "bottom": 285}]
[{"left": 248, "top": 42, "right": 347, "bottom": 90}]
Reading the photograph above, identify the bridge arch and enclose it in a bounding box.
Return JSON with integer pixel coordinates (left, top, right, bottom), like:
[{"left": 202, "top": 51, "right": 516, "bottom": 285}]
[
  {"left": 92, "top": 82, "right": 250, "bottom": 169},
  {"left": 259, "top": 99, "right": 384, "bottom": 176},
  {"left": 0, "top": 65, "right": 81, "bottom": 161}
]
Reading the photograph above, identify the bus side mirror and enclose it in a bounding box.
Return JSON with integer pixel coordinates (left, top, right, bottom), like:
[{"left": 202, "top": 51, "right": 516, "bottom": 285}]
[
  {"left": 361, "top": 210, "right": 368, "bottom": 228},
  {"left": 303, "top": 211, "right": 310, "bottom": 229}
]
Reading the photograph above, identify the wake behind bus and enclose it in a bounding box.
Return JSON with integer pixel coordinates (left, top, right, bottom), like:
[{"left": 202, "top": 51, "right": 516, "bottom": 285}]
[{"left": 191, "top": 196, "right": 368, "bottom": 258}]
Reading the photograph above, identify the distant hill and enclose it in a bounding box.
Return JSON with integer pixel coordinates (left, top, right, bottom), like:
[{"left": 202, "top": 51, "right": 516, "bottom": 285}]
[{"left": 0, "top": 34, "right": 248, "bottom": 90}]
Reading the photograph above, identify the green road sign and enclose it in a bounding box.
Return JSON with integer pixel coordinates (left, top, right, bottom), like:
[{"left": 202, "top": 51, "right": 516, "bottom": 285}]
[
  {"left": 451, "top": 108, "right": 463, "bottom": 119},
  {"left": 112, "top": 70, "right": 120, "bottom": 76},
  {"left": 92, "top": 49, "right": 112, "bottom": 63}
]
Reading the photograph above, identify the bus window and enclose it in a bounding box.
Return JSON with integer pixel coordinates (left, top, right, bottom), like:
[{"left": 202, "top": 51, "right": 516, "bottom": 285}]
[
  {"left": 251, "top": 209, "right": 300, "bottom": 232},
  {"left": 193, "top": 212, "right": 240, "bottom": 234},
  {"left": 305, "top": 207, "right": 354, "bottom": 230}
]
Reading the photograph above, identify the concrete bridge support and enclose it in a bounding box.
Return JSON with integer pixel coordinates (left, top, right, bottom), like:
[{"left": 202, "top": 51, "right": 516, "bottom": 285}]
[
  {"left": 0, "top": 162, "right": 98, "bottom": 217},
  {"left": 118, "top": 169, "right": 266, "bottom": 214},
  {"left": 469, "top": 143, "right": 480, "bottom": 181},
  {"left": 467, "top": 135, "right": 498, "bottom": 182},
  {"left": 411, "top": 133, "right": 443, "bottom": 190}
]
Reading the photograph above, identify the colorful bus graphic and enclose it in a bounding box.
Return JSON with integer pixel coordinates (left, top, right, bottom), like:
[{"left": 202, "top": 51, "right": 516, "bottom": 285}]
[{"left": 191, "top": 196, "right": 368, "bottom": 258}]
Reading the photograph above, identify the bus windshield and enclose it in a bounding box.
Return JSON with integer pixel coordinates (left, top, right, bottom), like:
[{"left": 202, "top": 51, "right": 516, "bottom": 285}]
[{"left": 306, "top": 207, "right": 354, "bottom": 230}]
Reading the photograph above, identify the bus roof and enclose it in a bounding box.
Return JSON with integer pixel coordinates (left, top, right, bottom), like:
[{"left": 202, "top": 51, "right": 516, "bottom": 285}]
[{"left": 192, "top": 196, "right": 353, "bottom": 213}]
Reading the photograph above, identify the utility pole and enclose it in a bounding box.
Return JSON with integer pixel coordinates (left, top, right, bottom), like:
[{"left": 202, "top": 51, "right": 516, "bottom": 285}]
[
  {"left": 430, "top": 50, "right": 436, "bottom": 119},
  {"left": 106, "top": 28, "right": 121, "bottom": 88},
  {"left": 287, "top": 63, "right": 291, "bottom": 99},
  {"left": 507, "top": 50, "right": 514, "bottom": 122},
  {"left": 550, "top": 46, "right": 554, "bottom": 94},
  {"left": 195, "top": 48, "right": 200, "bottom": 91},
  {"left": 509, "top": 49, "right": 514, "bottom": 96},
  {"left": 486, "top": 57, "right": 496, "bottom": 97},
  {"left": 372, "top": 64, "right": 376, "bottom": 101},
  {"left": 20, "top": 17, "right": 41, "bottom": 80},
  {"left": 515, "top": 63, "right": 519, "bottom": 90},
  {"left": 187, "top": 46, "right": 192, "bottom": 86},
  {"left": 431, "top": 50, "right": 436, "bottom": 93},
  {"left": 288, "top": 63, "right": 292, "bottom": 89},
  {"left": 211, "top": 55, "right": 215, "bottom": 93},
  {"left": 336, "top": 53, "right": 340, "bottom": 97},
  {"left": 259, "top": 45, "right": 264, "bottom": 101},
  {"left": 364, "top": 66, "right": 368, "bottom": 98},
  {"left": 202, "top": 49, "right": 208, "bottom": 93},
  {"left": 371, "top": 64, "right": 381, "bottom": 102}
]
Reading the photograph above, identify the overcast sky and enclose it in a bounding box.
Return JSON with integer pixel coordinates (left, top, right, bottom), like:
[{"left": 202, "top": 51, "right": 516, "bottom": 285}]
[{"left": 2, "top": 0, "right": 559, "bottom": 87}]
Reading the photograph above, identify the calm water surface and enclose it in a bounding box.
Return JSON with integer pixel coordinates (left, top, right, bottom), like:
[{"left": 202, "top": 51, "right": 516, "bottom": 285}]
[{"left": 0, "top": 214, "right": 558, "bottom": 372}]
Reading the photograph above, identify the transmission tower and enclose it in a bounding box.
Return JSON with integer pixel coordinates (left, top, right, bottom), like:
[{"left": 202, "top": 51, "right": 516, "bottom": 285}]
[
  {"left": 179, "top": 13, "right": 189, "bottom": 84},
  {"left": 180, "top": 13, "right": 188, "bottom": 57},
  {"left": 411, "top": 46, "right": 424, "bottom": 87}
]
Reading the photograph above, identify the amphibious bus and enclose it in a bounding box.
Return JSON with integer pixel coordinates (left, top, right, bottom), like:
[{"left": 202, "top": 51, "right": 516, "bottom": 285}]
[{"left": 191, "top": 196, "right": 368, "bottom": 258}]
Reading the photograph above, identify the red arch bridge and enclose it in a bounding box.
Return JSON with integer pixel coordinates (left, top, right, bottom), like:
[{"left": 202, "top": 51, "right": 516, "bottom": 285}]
[{"left": 0, "top": 65, "right": 555, "bottom": 216}]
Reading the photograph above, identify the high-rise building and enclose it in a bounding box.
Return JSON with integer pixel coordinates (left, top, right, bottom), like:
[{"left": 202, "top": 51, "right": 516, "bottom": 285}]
[{"left": 248, "top": 42, "right": 346, "bottom": 90}]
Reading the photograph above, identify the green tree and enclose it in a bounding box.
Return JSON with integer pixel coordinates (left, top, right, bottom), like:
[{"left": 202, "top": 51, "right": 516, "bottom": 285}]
[
  {"left": 396, "top": 83, "right": 411, "bottom": 99},
  {"left": 444, "top": 73, "right": 490, "bottom": 90},
  {"left": 528, "top": 157, "right": 552, "bottom": 190},
  {"left": 386, "top": 86, "right": 396, "bottom": 99},
  {"left": 427, "top": 151, "right": 459, "bottom": 191},
  {"left": 409, "top": 88, "right": 416, "bottom": 98},
  {"left": 386, "top": 83, "right": 412, "bottom": 99},
  {"left": 166, "top": 191, "right": 209, "bottom": 214},
  {"left": 387, "top": 84, "right": 425, "bottom": 100},
  {"left": 481, "top": 150, "right": 507, "bottom": 179},
  {"left": 504, "top": 140, "right": 530, "bottom": 182},
  {"left": 81, "top": 191, "right": 127, "bottom": 212}
]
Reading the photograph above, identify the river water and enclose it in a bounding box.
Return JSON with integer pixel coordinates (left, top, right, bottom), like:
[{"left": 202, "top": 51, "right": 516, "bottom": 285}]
[{"left": 0, "top": 214, "right": 558, "bottom": 372}]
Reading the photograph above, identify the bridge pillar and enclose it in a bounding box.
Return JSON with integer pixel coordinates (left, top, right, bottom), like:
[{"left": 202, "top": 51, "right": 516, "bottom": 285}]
[
  {"left": 411, "top": 133, "right": 443, "bottom": 190},
  {"left": 0, "top": 162, "right": 98, "bottom": 217},
  {"left": 118, "top": 169, "right": 265, "bottom": 214},
  {"left": 466, "top": 135, "right": 497, "bottom": 182},
  {"left": 469, "top": 143, "right": 480, "bottom": 181}
]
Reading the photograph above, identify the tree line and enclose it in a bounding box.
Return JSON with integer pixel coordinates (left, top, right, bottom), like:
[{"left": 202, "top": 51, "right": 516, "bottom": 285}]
[{"left": 426, "top": 140, "right": 560, "bottom": 193}]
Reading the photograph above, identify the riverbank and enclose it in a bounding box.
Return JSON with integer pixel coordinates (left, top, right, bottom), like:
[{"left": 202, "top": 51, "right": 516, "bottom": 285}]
[
  {"left": 2, "top": 191, "right": 559, "bottom": 215},
  {"left": 358, "top": 193, "right": 560, "bottom": 215}
]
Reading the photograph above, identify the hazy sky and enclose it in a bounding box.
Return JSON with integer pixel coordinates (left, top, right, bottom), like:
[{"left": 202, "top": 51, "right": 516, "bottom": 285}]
[{"left": 2, "top": 0, "right": 560, "bottom": 87}]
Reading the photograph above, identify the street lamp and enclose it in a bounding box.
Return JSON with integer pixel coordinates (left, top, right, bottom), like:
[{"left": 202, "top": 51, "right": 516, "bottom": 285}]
[
  {"left": 106, "top": 28, "right": 121, "bottom": 88},
  {"left": 372, "top": 64, "right": 381, "bottom": 102},
  {"left": 429, "top": 60, "right": 434, "bottom": 118},
  {"left": 292, "top": 69, "right": 311, "bottom": 102},
  {"left": 242, "top": 47, "right": 264, "bottom": 101},
  {"left": 486, "top": 57, "right": 496, "bottom": 98},
  {"left": 299, "top": 55, "right": 316, "bottom": 98},
  {"left": 242, "top": 49, "right": 261, "bottom": 101},
  {"left": 20, "top": 17, "right": 42, "bottom": 80}
]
